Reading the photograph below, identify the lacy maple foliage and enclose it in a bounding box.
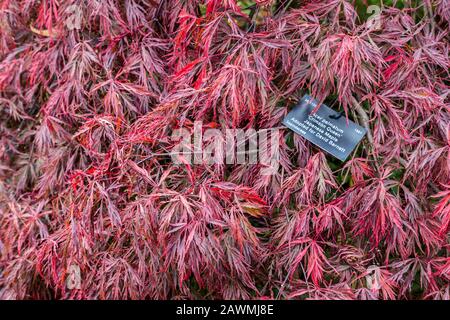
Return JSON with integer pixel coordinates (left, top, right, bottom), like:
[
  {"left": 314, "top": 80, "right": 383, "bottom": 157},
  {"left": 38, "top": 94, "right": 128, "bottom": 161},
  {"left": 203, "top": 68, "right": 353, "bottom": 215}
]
[{"left": 0, "top": 0, "right": 449, "bottom": 299}]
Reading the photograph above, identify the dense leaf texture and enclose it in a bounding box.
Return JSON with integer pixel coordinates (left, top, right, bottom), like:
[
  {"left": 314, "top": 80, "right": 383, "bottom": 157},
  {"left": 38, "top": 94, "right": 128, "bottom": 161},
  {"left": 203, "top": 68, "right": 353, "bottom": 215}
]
[{"left": 0, "top": 0, "right": 449, "bottom": 299}]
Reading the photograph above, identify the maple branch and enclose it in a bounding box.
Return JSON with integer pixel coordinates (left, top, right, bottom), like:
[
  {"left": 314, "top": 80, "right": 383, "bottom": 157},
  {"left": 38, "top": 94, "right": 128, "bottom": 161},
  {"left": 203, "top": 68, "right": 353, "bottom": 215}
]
[{"left": 351, "top": 96, "right": 373, "bottom": 144}]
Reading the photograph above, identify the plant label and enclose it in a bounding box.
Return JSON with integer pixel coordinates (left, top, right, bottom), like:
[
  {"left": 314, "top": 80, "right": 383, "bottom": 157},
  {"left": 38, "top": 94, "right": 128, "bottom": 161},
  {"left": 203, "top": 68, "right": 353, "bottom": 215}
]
[{"left": 282, "top": 95, "right": 367, "bottom": 161}]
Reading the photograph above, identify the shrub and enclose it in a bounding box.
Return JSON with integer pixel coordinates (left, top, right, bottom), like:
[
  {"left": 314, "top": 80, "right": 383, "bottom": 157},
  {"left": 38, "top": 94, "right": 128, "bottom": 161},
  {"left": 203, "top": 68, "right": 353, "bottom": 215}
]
[{"left": 0, "top": 0, "right": 449, "bottom": 299}]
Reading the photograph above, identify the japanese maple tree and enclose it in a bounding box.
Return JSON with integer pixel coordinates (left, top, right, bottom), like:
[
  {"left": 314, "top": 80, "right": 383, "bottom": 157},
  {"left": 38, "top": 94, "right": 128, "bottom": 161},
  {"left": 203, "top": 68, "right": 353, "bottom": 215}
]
[{"left": 0, "top": 0, "right": 449, "bottom": 300}]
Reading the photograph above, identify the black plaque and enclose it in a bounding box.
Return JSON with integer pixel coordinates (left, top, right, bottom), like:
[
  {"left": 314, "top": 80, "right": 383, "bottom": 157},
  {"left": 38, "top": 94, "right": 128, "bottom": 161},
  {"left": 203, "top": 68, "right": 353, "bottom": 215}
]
[{"left": 282, "top": 95, "right": 367, "bottom": 161}]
